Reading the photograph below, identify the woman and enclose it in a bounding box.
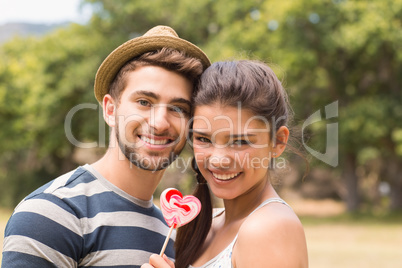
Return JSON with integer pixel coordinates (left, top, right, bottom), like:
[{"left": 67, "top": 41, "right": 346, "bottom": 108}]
[{"left": 143, "top": 60, "right": 308, "bottom": 268}]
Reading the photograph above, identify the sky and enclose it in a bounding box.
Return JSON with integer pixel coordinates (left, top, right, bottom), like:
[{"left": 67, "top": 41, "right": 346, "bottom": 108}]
[{"left": 0, "top": 0, "right": 92, "bottom": 25}]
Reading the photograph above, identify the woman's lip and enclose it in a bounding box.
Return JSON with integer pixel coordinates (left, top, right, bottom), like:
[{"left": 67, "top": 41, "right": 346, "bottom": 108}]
[{"left": 209, "top": 170, "right": 242, "bottom": 181}]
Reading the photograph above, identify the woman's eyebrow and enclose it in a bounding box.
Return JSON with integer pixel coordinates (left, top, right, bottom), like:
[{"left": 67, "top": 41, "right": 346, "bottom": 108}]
[
  {"left": 192, "top": 130, "right": 210, "bottom": 136},
  {"left": 192, "top": 131, "right": 256, "bottom": 138},
  {"left": 230, "top": 134, "right": 256, "bottom": 138}
]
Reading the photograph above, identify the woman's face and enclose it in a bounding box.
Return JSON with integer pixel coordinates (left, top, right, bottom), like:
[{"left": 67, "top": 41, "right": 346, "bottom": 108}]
[{"left": 192, "top": 103, "right": 275, "bottom": 200}]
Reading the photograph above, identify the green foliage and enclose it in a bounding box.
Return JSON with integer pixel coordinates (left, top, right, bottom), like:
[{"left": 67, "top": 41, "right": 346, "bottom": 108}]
[
  {"left": 0, "top": 0, "right": 401, "bottom": 210},
  {"left": 392, "top": 129, "right": 402, "bottom": 156},
  {"left": 0, "top": 24, "right": 106, "bottom": 206}
]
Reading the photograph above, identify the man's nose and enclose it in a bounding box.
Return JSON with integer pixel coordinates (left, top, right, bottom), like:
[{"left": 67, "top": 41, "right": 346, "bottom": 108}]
[{"left": 149, "top": 105, "right": 171, "bottom": 133}]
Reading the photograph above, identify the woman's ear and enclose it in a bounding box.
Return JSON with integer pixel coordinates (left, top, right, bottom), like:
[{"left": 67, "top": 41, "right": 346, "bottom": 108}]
[
  {"left": 272, "top": 126, "right": 289, "bottom": 158},
  {"left": 103, "top": 94, "right": 116, "bottom": 127}
]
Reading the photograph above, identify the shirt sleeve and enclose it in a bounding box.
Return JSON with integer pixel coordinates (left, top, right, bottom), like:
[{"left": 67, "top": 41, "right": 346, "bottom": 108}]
[{"left": 2, "top": 195, "right": 83, "bottom": 268}]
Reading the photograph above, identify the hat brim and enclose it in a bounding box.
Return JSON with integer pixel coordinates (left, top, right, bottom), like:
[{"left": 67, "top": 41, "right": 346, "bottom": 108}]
[{"left": 94, "top": 35, "right": 210, "bottom": 103}]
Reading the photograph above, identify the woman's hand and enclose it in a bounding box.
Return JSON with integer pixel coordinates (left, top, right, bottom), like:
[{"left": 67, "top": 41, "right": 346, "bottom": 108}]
[{"left": 141, "top": 254, "right": 175, "bottom": 268}]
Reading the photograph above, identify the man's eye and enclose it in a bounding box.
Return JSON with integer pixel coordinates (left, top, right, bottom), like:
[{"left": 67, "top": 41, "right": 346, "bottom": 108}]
[
  {"left": 138, "top": 100, "right": 151, "bottom": 107},
  {"left": 172, "top": 106, "right": 184, "bottom": 113},
  {"left": 170, "top": 106, "right": 189, "bottom": 115}
]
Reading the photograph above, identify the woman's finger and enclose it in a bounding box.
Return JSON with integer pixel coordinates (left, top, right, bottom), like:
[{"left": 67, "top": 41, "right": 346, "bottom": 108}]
[
  {"left": 161, "top": 254, "right": 175, "bottom": 268},
  {"left": 149, "top": 254, "right": 175, "bottom": 268}
]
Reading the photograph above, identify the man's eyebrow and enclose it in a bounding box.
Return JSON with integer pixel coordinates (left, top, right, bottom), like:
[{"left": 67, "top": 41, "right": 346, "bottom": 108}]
[
  {"left": 130, "top": 91, "right": 191, "bottom": 107},
  {"left": 171, "top": 98, "right": 191, "bottom": 107},
  {"left": 131, "top": 90, "right": 159, "bottom": 99}
]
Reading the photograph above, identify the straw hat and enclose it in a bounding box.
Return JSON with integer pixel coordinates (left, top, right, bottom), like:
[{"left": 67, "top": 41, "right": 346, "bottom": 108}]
[{"left": 94, "top": 25, "right": 211, "bottom": 103}]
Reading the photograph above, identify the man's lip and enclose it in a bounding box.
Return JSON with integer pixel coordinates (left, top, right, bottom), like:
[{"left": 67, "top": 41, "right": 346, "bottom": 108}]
[
  {"left": 138, "top": 134, "right": 176, "bottom": 147},
  {"left": 139, "top": 134, "right": 174, "bottom": 140}
]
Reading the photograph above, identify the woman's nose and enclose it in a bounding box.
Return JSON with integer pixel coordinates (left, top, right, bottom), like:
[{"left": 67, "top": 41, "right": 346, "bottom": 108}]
[{"left": 208, "top": 148, "right": 232, "bottom": 169}]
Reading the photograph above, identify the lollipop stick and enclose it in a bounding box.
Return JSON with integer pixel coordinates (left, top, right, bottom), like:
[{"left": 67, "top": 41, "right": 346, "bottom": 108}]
[{"left": 160, "top": 225, "right": 175, "bottom": 256}]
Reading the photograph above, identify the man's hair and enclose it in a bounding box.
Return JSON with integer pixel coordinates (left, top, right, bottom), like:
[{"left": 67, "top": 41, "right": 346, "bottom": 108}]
[{"left": 109, "top": 47, "right": 204, "bottom": 104}]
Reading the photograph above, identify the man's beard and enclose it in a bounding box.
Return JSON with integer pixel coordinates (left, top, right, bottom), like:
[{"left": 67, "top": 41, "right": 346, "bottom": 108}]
[{"left": 115, "top": 126, "right": 180, "bottom": 172}]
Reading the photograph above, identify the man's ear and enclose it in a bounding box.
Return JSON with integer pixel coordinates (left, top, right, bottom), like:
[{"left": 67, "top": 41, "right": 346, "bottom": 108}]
[
  {"left": 103, "top": 94, "right": 116, "bottom": 127},
  {"left": 272, "top": 126, "right": 290, "bottom": 158}
]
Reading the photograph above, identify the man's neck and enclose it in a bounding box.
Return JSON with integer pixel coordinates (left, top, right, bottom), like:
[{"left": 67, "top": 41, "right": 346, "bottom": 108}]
[{"left": 91, "top": 147, "right": 165, "bottom": 201}]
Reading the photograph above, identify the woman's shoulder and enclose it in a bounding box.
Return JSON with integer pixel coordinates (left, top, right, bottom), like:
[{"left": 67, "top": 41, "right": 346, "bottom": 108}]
[
  {"left": 234, "top": 202, "right": 308, "bottom": 267},
  {"left": 241, "top": 200, "right": 301, "bottom": 233}
]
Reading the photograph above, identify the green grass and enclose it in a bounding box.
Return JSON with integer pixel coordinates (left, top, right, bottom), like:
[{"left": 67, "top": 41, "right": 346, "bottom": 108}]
[
  {"left": 0, "top": 208, "right": 12, "bottom": 266},
  {"left": 301, "top": 214, "right": 402, "bottom": 268},
  {"left": 1, "top": 209, "right": 401, "bottom": 267}
]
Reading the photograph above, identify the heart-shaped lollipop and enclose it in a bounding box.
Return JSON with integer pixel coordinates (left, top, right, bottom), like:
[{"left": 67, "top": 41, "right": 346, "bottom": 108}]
[
  {"left": 160, "top": 188, "right": 201, "bottom": 228},
  {"left": 159, "top": 188, "right": 201, "bottom": 256}
]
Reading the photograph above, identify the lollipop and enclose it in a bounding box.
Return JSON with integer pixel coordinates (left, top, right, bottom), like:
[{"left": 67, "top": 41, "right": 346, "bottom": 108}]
[{"left": 159, "top": 188, "right": 201, "bottom": 256}]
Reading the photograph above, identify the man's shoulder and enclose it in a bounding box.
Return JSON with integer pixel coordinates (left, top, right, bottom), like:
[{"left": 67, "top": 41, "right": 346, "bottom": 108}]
[
  {"left": 12, "top": 166, "right": 102, "bottom": 216},
  {"left": 27, "top": 166, "right": 92, "bottom": 197},
  {"left": 2, "top": 167, "right": 93, "bottom": 267}
]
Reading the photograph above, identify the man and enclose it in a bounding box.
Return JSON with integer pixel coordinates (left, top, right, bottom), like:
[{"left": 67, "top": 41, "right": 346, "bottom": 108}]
[{"left": 2, "top": 25, "right": 210, "bottom": 267}]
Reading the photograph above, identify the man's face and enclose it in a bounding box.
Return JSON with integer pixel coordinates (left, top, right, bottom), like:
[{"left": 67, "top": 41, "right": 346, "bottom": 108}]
[{"left": 110, "top": 65, "right": 192, "bottom": 171}]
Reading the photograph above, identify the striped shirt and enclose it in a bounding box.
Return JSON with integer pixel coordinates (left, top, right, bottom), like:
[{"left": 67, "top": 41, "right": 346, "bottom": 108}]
[{"left": 2, "top": 164, "right": 175, "bottom": 268}]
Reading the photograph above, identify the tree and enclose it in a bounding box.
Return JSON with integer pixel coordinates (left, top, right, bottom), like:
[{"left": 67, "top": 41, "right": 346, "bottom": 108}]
[
  {"left": 163, "top": 0, "right": 402, "bottom": 211},
  {"left": 275, "top": 0, "right": 402, "bottom": 211},
  {"left": 0, "top": 24, "right": 106, "bottom": 206},
  {"left": 2, "top": 0, "right": 401, "bottom": 212}
]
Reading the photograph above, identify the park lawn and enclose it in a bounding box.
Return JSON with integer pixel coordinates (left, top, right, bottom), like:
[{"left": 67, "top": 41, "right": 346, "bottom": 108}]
[
  {"left": 302, "top": 216, "right": 402, "bottom": 268},
  {"left": 1, "top": 209, "right": 401, "bottom": 267},
  {"left": 0, "top": 208, "right": 12, "bottom": 266}
]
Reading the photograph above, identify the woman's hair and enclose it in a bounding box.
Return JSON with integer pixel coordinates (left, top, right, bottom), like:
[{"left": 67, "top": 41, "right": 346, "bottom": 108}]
[
  {"left": 175, "top": 60, "right": 295, "bottom": 268},
  {"left": 109, "top": 47, "right": 204, "bottom": 104}
]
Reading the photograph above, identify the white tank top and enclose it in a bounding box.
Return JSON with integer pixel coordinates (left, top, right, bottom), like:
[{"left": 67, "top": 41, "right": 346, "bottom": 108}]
[{"left": 188, "top": 198, "right": 291, "bottom": 268}]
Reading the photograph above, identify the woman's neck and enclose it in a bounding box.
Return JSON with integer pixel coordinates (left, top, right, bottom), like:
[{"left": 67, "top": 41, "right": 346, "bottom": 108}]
[{"left": 222, "top": 180, "right": 279, "bottom": 223}]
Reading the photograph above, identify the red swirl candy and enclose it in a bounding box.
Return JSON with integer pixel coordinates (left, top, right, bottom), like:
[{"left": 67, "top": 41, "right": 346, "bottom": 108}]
[{"left": 160, "top": 188, "right": 202, "bottom": 228}]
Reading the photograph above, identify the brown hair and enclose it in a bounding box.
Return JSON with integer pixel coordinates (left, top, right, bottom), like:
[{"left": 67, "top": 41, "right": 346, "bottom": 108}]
[
  {"left": 175, "top": 60, "right": 298, "bottom": 267},
  {"left": 109, "top": 47, "right": 204, "bottom": 104}
]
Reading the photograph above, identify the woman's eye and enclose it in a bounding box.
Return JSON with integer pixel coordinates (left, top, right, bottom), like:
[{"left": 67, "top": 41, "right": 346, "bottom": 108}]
[
  {"left": 232, "top": 140, "right": 249, "bottom": 146},
  {"left": 196, "top": 137, "right": 211, "bottom": 143}
]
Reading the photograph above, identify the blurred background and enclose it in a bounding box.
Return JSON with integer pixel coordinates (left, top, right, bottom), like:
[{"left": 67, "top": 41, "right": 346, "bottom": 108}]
[{"left": 0, "top": 0, "right": 401, "bottom": 267}]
